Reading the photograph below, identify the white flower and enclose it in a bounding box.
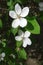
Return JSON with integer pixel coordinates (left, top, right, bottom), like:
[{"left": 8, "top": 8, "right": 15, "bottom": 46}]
[
  {"left": 9, "top": 3, "right": 29, "bottom": 28},
  {"left": 0, "top": 52, "right": 5, "bottom": 61},
  {"left": 39, "top": 2, "right": 43, "bottom": 7},
  {"left": 15, "top": 30, "right": 32, "bottom": 48},
  {"left": 39, "top": 2, "right": 43, "bottom": 11},
  {"left": 1, "top": 53, "right": 5, "bottom": 57}
]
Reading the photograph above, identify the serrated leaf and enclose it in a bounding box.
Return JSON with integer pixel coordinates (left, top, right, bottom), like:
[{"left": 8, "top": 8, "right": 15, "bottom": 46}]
[{"left": 26, "top": 18, "right": 40, "bottom": 34}]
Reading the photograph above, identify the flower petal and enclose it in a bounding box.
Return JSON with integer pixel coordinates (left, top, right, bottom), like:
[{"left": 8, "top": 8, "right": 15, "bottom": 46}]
[
  {"left": 12, "top": 19, "right": 20, "bottom": 28},
  {"left": 15, "top": 3, "right": 21, "bottom": 15},
  {"left": 23, "top": 39, "right": 27, "bottom": 48},
  {"left": 1, "top": 58, "right": 4, "bottom": 60},
  {"left": 23, "top": 38, "right": 32, "bottom": 48},
  {"left": 19, "top": 18, "right": 27, "bottom": 28},
  {"left": 20, "top": 7, "right": 29, "bottom": 17},
  {"left": 1, "top": 53, "right": 5, "bottom": 57},
  {"left": 27, "top": 38, "right": 32, "bottom": 45},
  {"left": 15, "top": 36, "right": 22, "bottom": 41},
  {"left": 9, "top": 11, "right": 17, "bottom": 19},
  {"left": 39, "top": 7, "right": 43, "bottom": 11},
  {"left": 24, "top": 31, "right": 31, "bottom": 37},
  {"left": 39, "top": 2, "right": 43, "bottom": 7}
]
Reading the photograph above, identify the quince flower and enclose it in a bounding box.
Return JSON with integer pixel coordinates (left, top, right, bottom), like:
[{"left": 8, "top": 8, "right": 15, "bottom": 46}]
[
  {"left": 15, "top": 30, "right": 32, "bottom": 48},
  {"left": 0, "top": 52, "right": 5, "bottom": 61},
  {"left": 9, "top": 3, "right": 29, "bottom": 28}
]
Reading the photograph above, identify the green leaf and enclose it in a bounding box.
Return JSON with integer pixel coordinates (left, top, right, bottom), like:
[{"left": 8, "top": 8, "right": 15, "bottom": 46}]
[
  {"left": 11, "top": 28, "right": 18, "bottom": 36},
  {"left": 19, "top": 0, "right": 27, "bottom": 4},
  {"left": 26, "top": 18, "right": 40, "bottom": 34},
  {"left": 2, "top": 41, "right": 6, "bottom": 47},
  {"left": 10, "top": 5, "right": 14, "bottom": 10},
  {"left": 40, "top": 16, "right": 43, "bottom": 21},
  {"left": 0, "top": 19, "right": 2, "bottom": 28},
  {"left": 7, "top": 0, "right": 13, "bottom": 6},
  {"left": 6, "top": 30, "right": 11, "bottom": 37},
  {"left": 15, "top": 0, "right": 22, "bottom": 4},
  {"left": 8, "top": 60, "right": 15, "bottom": 65},
  {"left": 16, "top": 41, "right": 22, "bottom": 47},
  {"left": 7, "top": 0, "right": 14, "bottom": 10},
  {"left": 18, "top": 49, "right": 27, "bottom": 60},
  {"left": 2, "top": 39, "right": 6, "bottom": 47}
]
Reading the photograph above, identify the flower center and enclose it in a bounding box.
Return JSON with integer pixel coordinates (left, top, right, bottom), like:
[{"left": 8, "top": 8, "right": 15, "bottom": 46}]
[
  {"left": 21, "top": 35, "right": 25, "bottom": 40},
  {"left": 17, "top": 14, "right": 21, "bottom": 19}
]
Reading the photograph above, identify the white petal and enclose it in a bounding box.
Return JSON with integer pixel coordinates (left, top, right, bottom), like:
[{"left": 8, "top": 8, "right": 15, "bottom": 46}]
[
  {"left": 15, "top": 3, "right": 21, "bottom": 15},
  {"left": 26, "top": 38, "right": 32, "bottom": 45},
  {"left": 1, "top": 58, "right": 4, "bottom": 61},
  {"left": 12, "top": 19, "right": 20, "bottom": 28},
  {"left": 39, "top": 7, "right": 43, "bottom": 11},
  {"left": 19, "top": 18, "right": 27, "bottom": 28},
  {"left": 15, "top": 36, "right": 22, "bottom": 41},
  {"left": 23, "top": 40, "right": 27, "bottom": 48},
  {"left": 23, "top": 42, "right": 27, "bottom": 48},
  {"left": 9, "top": 11, "right": 17, "bottom": 19},
  {"left": 1, "top": 53, "right": 5, "bottom": 57},
  {"left": 23, "top": 38, "right": 32, "bottom": 47},
  {"left": 20, "top": 7, "right": 29, "bottom": 17},
  {"left": 39, "top": 2, "right": 43, "bottom": 7},
  {"left": 24, "top": 31, "right": 31, "bottom": 37}
]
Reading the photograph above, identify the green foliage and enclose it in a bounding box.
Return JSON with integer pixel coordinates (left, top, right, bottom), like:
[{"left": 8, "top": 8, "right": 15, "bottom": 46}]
[
  {"left": 0, "top": 19, "right": 2, "bottom": 28},
  {"left": 18, "top": 49, "right": 27, "bottom": 59},
  {"left": 6, "top": 30, "right": 11, "bottom": 38},
  {"left": 16, "top": 41, "right": 22, "bottom": 47},
  {"left": 40, "top": 11, "right": 43, "bottom": 22},
  {"left": 26, "top": 18, "right": 40, "bottom": 34},
  {"left": 8, "top": 60, "right": 15, "bottom": 65},
  {"left": 1, "top": 39, "right": 7, "bottom": 47},
  {"left": 7, "top": 0, "right": 14, "bottom": 10},
  {"left": 2, "top": 41, "right": 6, "bottom": 47},
  {"left": 40, "top": 16, "right": 43, "bottom": 22},
  {"left": 11, "top": 28, "right": 18, "bottom": 36},
  {"left": 18, "top": 0, "right": 27, "bottom": 4},
  {"left": 4, "top": 47, "right": 13, "bottom": 56},
  {"left": 14, "top": 0, "right": 22, "bottom": 4},
  {"left": 33, "top": 0, "right": 40, "bottom": 3}
]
